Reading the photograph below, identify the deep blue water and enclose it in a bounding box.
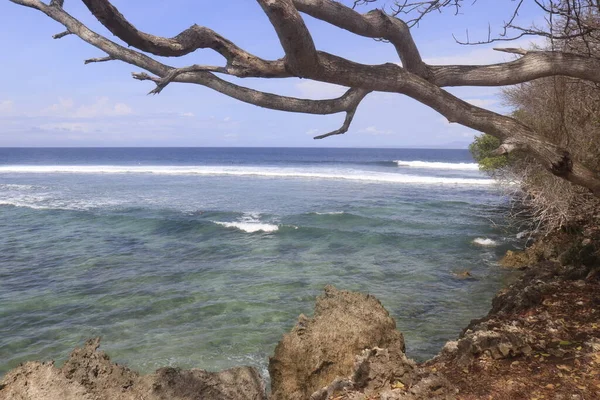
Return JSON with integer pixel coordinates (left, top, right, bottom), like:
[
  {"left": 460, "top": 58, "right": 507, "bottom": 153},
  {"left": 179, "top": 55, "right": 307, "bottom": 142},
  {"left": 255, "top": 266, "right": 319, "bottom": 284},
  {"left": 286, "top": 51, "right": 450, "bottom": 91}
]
[{"left": 0, "top": 147, "right": 515, "bottom": 378}]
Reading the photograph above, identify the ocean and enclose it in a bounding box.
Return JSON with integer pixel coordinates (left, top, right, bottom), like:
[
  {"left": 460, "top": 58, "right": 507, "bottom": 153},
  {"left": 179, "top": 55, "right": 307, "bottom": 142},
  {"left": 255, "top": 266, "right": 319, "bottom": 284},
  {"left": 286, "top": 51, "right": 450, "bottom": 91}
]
[{"left": 0, "top": 147, "right": 517, "bottom": 379}]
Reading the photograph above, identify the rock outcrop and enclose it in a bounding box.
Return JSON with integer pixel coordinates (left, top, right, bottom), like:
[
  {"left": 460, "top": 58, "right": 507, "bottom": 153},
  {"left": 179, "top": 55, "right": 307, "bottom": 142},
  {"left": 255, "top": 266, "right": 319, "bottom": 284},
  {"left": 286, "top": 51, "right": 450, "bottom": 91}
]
[
  {"left": 3, "top": 258, "right": 599, "bottom": 400},
  {"left": 268, "top": 285, "right": 406, "bottom": 400},
  {"left": 0, "top": 338, "right": 267, "bottom": 400},
  {"left": 309, "top": 347, "right": 455, "bottom": 400}
]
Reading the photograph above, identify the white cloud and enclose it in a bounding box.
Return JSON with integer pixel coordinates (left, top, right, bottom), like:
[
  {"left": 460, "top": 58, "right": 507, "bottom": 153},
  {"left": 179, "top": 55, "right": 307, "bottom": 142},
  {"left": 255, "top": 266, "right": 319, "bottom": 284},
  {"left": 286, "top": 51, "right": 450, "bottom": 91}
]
[
  {"left": 223, "top": 116, "right": 231, "bottom": 122},
  {"left": 113, "top": 103, "right": 133, "bottom": 116},
  {"left": 359, "top": 126, "right": 392, "bottom": 136},
  {"left": 179, "top": 112, "right": 195, "bottom": 117},
  {"left": 42, "top": 97, "right": 133, "bottom": 118},
  {"left": 465, "top": 98, "right": 498, "bottom": 108},
  {"left": 39, "top": 122, "right": 93, "bottom": 132},
  {"left": 43, "top": 98, "right": 75, "bottom": 114},
  {"left": 305, "top": 128, "right": 320, "bottom": 136},
  {"left": 0, "top": 100, "right": 15, "bottom": 114},
  {"left": 72, "top": 97, "right": 132, "bottom": 118},
  {"left": 296, "top": 80, "right": 347, "bottom": 99}
]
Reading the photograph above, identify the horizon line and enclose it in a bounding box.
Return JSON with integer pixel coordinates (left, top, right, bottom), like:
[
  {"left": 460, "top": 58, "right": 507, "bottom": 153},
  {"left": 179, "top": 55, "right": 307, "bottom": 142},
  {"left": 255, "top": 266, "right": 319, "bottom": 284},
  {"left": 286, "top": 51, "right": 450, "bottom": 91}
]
[{"left": 0, "top": 145, "right": 470, "bottom": 150}]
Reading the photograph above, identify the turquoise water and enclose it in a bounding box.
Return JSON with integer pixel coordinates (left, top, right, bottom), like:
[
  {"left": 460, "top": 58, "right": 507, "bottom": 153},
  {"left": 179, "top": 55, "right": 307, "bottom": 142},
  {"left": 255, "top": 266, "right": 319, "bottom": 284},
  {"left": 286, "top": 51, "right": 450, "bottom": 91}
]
[{"left": 0, "top": 148, "right": 516, "bottom": 378}]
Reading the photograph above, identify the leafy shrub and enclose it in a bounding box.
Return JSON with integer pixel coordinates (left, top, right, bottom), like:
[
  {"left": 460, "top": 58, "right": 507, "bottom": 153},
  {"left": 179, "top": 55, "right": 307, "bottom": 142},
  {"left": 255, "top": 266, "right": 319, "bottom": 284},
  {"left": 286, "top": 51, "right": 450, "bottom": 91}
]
[{"left": 469, "top": 134, "right": 511, "bottom": 171}]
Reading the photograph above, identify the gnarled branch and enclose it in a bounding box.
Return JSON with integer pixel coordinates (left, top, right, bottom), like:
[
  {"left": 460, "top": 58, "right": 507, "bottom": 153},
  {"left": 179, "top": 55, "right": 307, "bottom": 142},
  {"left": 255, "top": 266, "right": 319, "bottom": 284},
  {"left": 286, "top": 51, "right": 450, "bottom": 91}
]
[
  {"left": 430, "top": 50, "right": 600, "bottom": 87},
  {"left": 258, "top": 0, "right": 321, "bottom": 77},
  {"left": 7, "top": 0, "right": 600, "bottom": 197},
  {"left": 293, "top": 0, "right": 428, "bottom": 77},
  {"left": 80, "top": 0, "right": 290, "bottom": 78}
]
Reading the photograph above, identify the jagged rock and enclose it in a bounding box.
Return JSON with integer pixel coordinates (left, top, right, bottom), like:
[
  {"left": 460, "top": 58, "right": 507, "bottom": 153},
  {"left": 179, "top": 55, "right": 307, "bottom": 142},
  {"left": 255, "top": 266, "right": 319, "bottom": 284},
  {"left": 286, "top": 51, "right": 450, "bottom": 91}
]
[
  {"left": 142, "top": 366, "right": 267, "bottom": 400},
  {"left": 269, "top": 285, "right": 406, "bottom": 400},
  {"left": 490, "top": 262, "right": 562, "bottom": 315},
  {"left": 309, "top": 347, "right": 417, "bottom": 400},
  {"left": 61, "top": 337, "right": 137, "bottom": 397},
  {"left": 442, "top": 323, "right": 533, "bottom": 367},
  {"left": 309, "top": 347, "right": 455, "bottom": 400},
  {"left": 0, "top": 338, "right": 267, "bottom": 400},
  {"left": 377, "top": 374, "right": 456, "bottom": 400},
  {"left": 0, "top": 362, "right": 92, "bottom": 400},
  {"left": 352, "top": 347, "right": 416, "bottom": 394}
]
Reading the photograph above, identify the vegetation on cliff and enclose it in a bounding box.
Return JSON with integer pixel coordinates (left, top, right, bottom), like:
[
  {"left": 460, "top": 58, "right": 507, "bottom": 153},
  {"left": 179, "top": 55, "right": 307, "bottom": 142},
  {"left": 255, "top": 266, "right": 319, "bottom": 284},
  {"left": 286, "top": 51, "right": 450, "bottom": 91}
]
[{"left": 468, "top": 1, "right": 600, "bottom": 233}]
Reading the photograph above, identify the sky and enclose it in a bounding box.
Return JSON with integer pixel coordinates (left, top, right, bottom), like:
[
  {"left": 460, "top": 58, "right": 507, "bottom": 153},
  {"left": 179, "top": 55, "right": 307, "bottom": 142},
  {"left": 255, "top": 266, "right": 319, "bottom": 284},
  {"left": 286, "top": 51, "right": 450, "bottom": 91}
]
[{"left": 0, "top": 0, "right": 547, "bottom": 148}]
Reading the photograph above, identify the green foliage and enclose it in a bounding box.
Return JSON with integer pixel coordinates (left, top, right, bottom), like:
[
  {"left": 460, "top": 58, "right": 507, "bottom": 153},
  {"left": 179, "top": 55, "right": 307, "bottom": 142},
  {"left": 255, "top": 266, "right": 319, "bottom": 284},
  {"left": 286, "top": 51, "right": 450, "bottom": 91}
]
[{"left": 469, "top": 134, "right": 511, "bottom": 171}]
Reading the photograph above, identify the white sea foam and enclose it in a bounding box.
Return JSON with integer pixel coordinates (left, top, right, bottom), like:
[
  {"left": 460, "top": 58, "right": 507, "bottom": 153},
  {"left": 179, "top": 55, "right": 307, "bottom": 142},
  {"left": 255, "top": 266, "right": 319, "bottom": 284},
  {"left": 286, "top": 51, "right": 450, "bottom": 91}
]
[
  {"left": 314, "top": 211, "right": 345, "bottom": 215},
  {"left": 0, "top": 184, "right": 36, "bottom": 190},
  {"left": 395, "top": 160, "right": 479, "bottom": 170},
  {"left": 0, "top": 192, "right": 124, "bottom": 211},
  {"left": 472, "top": 238, "right": 498, "bottom": 247},
  {"left": 0, "top": 189, "right": 51, "bottom": 209},
  {"left": 0, "top": 165, "right": 494, "bottom": 185},
  {"left": 214, "top": 221, "right": 279, "bottom": 233},
  {"left": 212, "top": 213, "right": 279, "bottom": 233},
  {"left": 0, "top": 199, "right": 50, "bottom": 210}
]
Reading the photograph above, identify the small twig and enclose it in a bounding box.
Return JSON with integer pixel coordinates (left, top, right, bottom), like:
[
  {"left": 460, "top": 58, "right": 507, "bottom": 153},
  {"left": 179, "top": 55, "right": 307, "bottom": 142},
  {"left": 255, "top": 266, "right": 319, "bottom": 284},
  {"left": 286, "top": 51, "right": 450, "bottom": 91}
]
[
  {"left": 313, "top": 110, "right": 358, "bottom": 139},
  {"left": 491, "top": 142, "right": 521, "bottom": 156},
  {"left": 133, "top": 65, "right": 227, "bottom": 95},
  {"left": 493, "top": 47, "right": 528, "bottom": 55},
  {"left": 132, "top": 72, "right": 156, "bottom": 82},
  {"left": 53, "top": 30, "right": 72, "bottom": 39},
  {"left": 84, "top": 56, "right": 115, "bottom": 64},
  {"left": 314, "top": 89, "right": 371, "bottom": 140}
]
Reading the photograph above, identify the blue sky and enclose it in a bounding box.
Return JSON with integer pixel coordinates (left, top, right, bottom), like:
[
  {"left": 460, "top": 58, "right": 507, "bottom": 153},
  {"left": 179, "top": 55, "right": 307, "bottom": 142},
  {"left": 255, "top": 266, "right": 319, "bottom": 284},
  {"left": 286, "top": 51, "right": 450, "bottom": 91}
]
[{"left": 0, "top": 0, "right": 546, "bottom": 148}]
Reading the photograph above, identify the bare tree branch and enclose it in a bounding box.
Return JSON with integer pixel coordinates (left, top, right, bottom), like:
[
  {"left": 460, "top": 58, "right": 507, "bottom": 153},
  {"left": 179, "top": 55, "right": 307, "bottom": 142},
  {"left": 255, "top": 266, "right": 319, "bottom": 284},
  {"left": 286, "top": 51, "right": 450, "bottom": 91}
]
[
  {"left": 136, "top": 65, "right": 227, "bottom": 95},
  {"left": 314, "top": 90, "right": 371, "bottom": 139},
  {"left": 391, "top": 0, "right": 600, "bottom": 45},
  {"left": 430, "top": 50, "right": 600, "bottom": 86},
  {"left": 490, "top": 142, "right": 523, "bottom": 156},
  {"left": 8, "top": 0, "right": 370, "bottom": 140},
  {"left": 257, "top": 0, "right": 321, "bottom": 77},
  {"left": 83, "top": 55, "right": 114, "bottom": 64},
  {"left": 7, "top": 0, "right": 600, "bottom": 196},
  {"left": 52, "top": 30, "right": 71, "bottom": 39},
  {"left": 391, "top": 0, "right": 466, "bottom": 27},
  {"left": 80, "top": 0, "right": 290, "bottom": 78},
  {"left": 494, "top": 47, "right": 529, "bottom": 55},
  {"left": 293, "top": 0, "right": 427, "bottom": 76}
]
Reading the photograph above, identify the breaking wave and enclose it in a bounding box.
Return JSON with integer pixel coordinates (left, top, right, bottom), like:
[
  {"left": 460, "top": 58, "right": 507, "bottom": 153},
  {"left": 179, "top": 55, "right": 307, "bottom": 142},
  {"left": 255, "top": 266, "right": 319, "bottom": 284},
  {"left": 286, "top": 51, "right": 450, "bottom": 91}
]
[
  {"left": 0, "top": 165, "right": 493, "bottom": 185},
  {"left": 395, "top": 160, "right": 479, "bottom": 170},
  {"left": 212, "top": 213, "right": 280, "bottom": 233},
  {"left": 472, "top": 238, "right": 498, "bottom": 247}
]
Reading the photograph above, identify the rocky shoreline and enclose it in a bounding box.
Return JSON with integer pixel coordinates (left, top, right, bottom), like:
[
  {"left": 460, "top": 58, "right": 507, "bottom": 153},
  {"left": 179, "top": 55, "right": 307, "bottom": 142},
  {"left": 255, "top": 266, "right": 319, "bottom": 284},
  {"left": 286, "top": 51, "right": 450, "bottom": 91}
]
[{"left": 2, "top": 227, "right": 600, "bottom": 399}]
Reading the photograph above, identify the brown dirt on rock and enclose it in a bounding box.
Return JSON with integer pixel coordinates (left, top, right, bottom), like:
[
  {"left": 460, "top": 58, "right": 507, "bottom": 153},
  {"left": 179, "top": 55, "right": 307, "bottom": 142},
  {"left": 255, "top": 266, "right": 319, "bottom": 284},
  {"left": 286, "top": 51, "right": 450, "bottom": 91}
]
[
  {"left": 429, "top": 271, "right": 600, "bottom": 399},
  {"left": 303, "top": 225, "right": 600, "bottom": 399}
]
